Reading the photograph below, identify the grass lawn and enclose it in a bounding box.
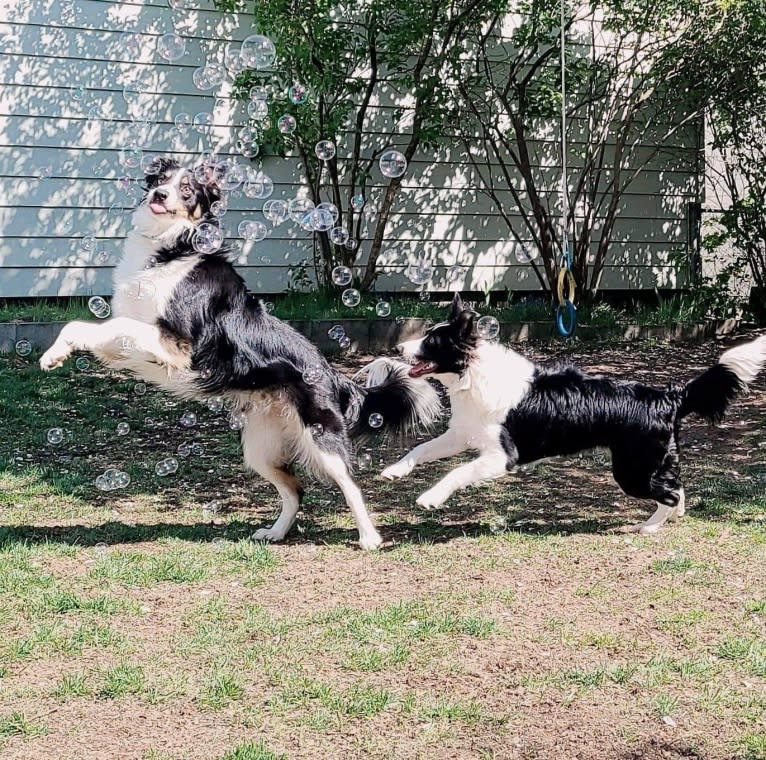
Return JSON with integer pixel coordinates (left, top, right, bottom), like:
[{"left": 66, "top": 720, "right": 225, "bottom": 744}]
[{"left": 0, "top": 337, "right": 764, "bottom": 759}]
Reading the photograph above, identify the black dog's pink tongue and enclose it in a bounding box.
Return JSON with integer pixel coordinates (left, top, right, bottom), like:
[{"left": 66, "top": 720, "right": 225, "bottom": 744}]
[{"left": 408, "top": 361, "right": 435, "bottom": 378}]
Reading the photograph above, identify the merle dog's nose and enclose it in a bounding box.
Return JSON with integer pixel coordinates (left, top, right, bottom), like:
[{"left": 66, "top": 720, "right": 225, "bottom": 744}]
[{"left": 152, "top": 188, "right": 168, "bottom": 202}]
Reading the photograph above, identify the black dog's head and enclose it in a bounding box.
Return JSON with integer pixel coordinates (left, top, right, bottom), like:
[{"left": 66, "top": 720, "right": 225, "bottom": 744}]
[
  {"left": 133, "top": 157, "right": 221, "bottom": 235},
  {"left": 398, "top": 293, "right": 478, "bottom": 378}
]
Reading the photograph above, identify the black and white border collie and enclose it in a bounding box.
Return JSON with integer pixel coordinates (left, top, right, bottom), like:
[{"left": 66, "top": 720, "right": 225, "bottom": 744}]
[
  {"left": 40, "top": 157, "right": 440, "bottom": 550},
  {"left": 384, "top": 293, "right": 766, "bottom": 534}
]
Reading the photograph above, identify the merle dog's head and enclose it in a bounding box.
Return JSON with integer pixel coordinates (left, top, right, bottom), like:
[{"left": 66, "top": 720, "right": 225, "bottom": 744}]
[
  {"left": 132, "top": 157, "right": 220, "bottom": 235},
  {"left": 398, "top": 293, "right": 479, "bottom": 378}
]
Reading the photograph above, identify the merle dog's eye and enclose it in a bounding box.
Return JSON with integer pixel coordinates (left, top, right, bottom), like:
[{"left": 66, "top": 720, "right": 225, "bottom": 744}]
[{"left": 180, "top": 184, "right": 193, "bottom": 199}]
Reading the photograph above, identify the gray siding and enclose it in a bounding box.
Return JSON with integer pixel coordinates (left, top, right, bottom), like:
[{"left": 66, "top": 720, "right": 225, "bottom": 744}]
[{"left": 0, "top": 0, "right": 700, "bottom": 297}]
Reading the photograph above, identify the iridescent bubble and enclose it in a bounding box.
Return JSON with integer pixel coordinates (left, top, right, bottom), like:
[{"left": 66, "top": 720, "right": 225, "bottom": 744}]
[
  {"left": 155, "top": 457, "right": 179, "bottom": 477},
  {"left": 288, "top": 197, "right": 315, "bottom": 224},
  {"left": 133, "top": 382, "right": 147, "bottom": 396},
  {"left": 315, "top": 140, "right": 336, "bottom": 161},
  {"left": 119, "top": 147, "right": 142, "bottom": 168},
  {"left": 174, "top": 112, "right": 191, "bottom": 134},
  {"left": 116, "top": 422, "right": 130, "bottom": 436},
  {"left": 229, "top": 411, "right": 247, "bottom": 431},
  {"left": 310, "top": 423, "right": 324, "bottom": 437},
  {"left": 240, "top": 34, "right": 276, "bottom": 69},
  {"left": 224, "top": 46, "right": 245, "bottom": 75},
  {"left": 190, "top": 442, "right": 205, "bottom": 456},
  {"left": 342, "top": 288, "right": 360, "bottom": 308},
  {"left": 14, "top": 339, "right": 32, "bottom": 357},
  {"left": 264, "top": 301, "right": 275, "bottom": 313},
  {"left": 277, "top": 114, "right": 296, "bottom": 134},
  {"left": 338, "top": 335, "right": 352, "bottom": 350},
  {"left": 302, "top": 364, "right": 323, "bottom": 384},
  {"left": 192, "top": 66, "right": 214, "bottom": 91},
  {"left": 218, "top": 161, "right": 247, "bottom": 191},
  {"left": 81, "top": 234, "right": 96, "bottom": 252},
  {"left": 88, "top": 296, "right": 111, "bottom": 319},
  {"left": 210, "top": 200, "right": 227, "bottom": 218},
  {"left": 243, "top": 173, "right": 273, "bottom": 199},
  {"left": 379, "top": 149, "right": 407, "bottom": 178},
  {"left": 247, "top": 99, "right": 269, "bottom": 120},
  {"left": 330, "top": 227, "right": 349, "bottom": 246},
  {"left": 419, "top": 290, "right": 431, "bottom": 302},
  {"left": 343, "top": 238, "right": 357, "bottom": 251},
  {"left": 407, "top": 260, "right": 434, "bottom": 286},
  {"left": 288, "top": 83, "right": 308, "bottom": 104},
  {"left": 368, "top": 413, "right": 384, "bottom": 429},
  {"left": 193, "top": 112, "right": 213, "bottom": 134},
  {"left": 328, "top": 325, "right": 345, "bottom": 341},
  {"left": 179, "top": 410, "right": 197, "bottom": 428},
  {"left": 47, "top": 427, "right": 64, "bottom": 445},
  {"left": 177, "top": 442, "right": 192, "bottom": 458},
  {"left": 477, "top": 315, "right": 500, "bottom": 340},
  {"left": 75, "top": 357, "right": 90, "bottom": 371},
  {"left": 238, "top": 220, "right": 267, "bottom": 242},
  {"left": 375, "top": 301, "right": 391, "bottom": 317},
  {"left": 207, "top": 396, "right": 224, "bottom": 413},
  {"left": 157, "top": 33, "right": 186, "bottom": 62},
  {"left": 192, "top": 223, "right": 224, "bottom": 254},
  {"left": 350, "top": 194, "right": 365, "bottom": 211},
  {"left": 307, "top": 207, "right": 335, "bottom": 232},
  {"left": 263, "top": 199, "right": 288, "bottom": 226},
  {"left": 515, "top": 242, "right": 538, "bottom": 264},
  {"left": 332, "top": 266, "right": 353, "bottom": 286},
  {"left": 357, "top": 452, "right": 373, "bottom": 470}
]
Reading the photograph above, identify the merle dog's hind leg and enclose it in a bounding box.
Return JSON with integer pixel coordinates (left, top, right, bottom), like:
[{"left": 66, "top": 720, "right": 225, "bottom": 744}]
[{"left": 242, "top": 409, "right": 303, "bottom": 544}]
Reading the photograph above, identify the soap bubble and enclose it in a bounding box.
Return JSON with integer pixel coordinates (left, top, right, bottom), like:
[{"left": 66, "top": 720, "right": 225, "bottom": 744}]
[
  {"left": 179, "top": 411, "right": 197, "bottom": 428},
  {"left": 277, "top": 114, "right": 297, "bottom": 134},
  {"left": 177, "top": 442, "right": 192, "bottom": 458},
  {"left": 350, "top": 194, "right": 365, "bottom": 211},
  {"left": 306, "top": 207, "right": 335, "bottom": 232},
  {"left": 190, "top": 442, "right": 205, "bottom": 456},
  {"left": 302, "top": 364, "right": 323, "bottom": 384},
  {"left": 47, "top": 427, "right": 64, "bottom": 445},
  {"left": 288, "top": 83, "right": 308, "bottom": 104},
  {"left": 328, "top": 325, "right": 345, "bottom": 341},
  {"left": 119, "top": 147, "right": 142, "bottom": 168},
  {"left": 95, "top": 469, "right": 131, "bottom": 491},
  {"left": 310, "top": 423, "right": 323, "bottom": 437},
  {"left": 218, "top": 161, "right": 247, "bottom": 191},
  {"left": 288, "top": 197, "right": 315, "bottom": 224},
  {"left": 202, "top": 500, "right": 221, "bottom": 519},
  {"left": 224, "top": 46, "right": 245, "bottom": 75},
  {"left": 192, "top": 223, "right": 224, "bottom": 253},
  {"left": 155, "top": 457, "right": 179, "bottom": 477},
  {"left": 116, "top": 422, "right": 130, "bottom": 436},
  {"left": 81, "top": 234, "right": 96, "bottom": 252},
  {"left": 375, "top": 301, "right": 391, "bottom": 317},
  {"left": 357, "top": 452, "right": 372, "bottom": 470},
  {"left": 368, "top": 413, "right": 384, "bottom": 429},
  {"left": 207, "top": 396, "right": 224, "bottom": 413},
  {"left": 263, "top": 199, "right": 288, "bottom": 226},
  {"left": 419, "top": 290, "right": 431, "bottom": 302},
  {"left": 343, "top": 238, "right": 357, "bottom": 251},
  {"left": 157, "top": 33, "right": 186, "bottom": 61},
  {"left": 477, "top": 315, "right": 500, "bottom": 340},
  {"left": 341, "top": 288, "right": 361, "bottom": 308},
  {"left": 330, "top": 227, "right": 349, "bottom": 246},
  {"left": 14, "top": 339, "right": 32, "bottom": 357},
  {"left": 75, "top": 357, "right": 91, "bottom": 371},
  {"left": 229, "top": 411, "right": 247, "bottom": 430},
  {"left": 133, "top": 382, "right": 147, "bottom": 396},
  {"left": 210, "top": 200, "right": 227, "bottom": 218},
  {"left": 36, "top": 165, "right": 52, "bottom": 180},
  {"left": 379, "top": 149, "right": 407, "bottom": 178},
  {"left": 331, "top": 266, "right": 353, "bottom": 286},
  {"left": 247, "top": 99, "right": 269, "bottom": 120},
  {"left": 238, "top": 220, "right": 267, "bottom": 241},
  {"left": 316, "top": 202, "right": 339, "bottom": 224},
  {"left": 315, "top": 140, "right": 336, "bottom": 161},
  {"left": 338, "top": 335, "right": 352, "bottom": 350},
  {"left": 515, "top": 242, "right": 538, "bottom": 264},
  {"left": 193, "top": 112, "right": 213, "bottom": 134},
  {"left": 264, "top": 301, "right": 275, "bottom": 313},
  {"left": 243, "top": 173, "right": 273, "bottom": 199},
  {"left": 407, "top": 260, "right": 433, "bottom": 286},
  {"left": 249, "top": 85, "right": 269, "bottom": 101},
  {"left": 241, "top": 34, "right": 276, "bottom": 69},
  {"left": 174, "top": 112, "right": 191, "bottom": 134},
  {"left": 88, "top": 296, "right": 111, "bottom": 319}
]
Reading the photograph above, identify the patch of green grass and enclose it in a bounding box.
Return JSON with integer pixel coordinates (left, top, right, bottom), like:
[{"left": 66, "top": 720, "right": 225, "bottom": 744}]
[
  {"left": 52, "top": 672, "right": 91, "bottom": 699},
  {"left": 0, "top": 710, "right": 46, "bottom": 738},
  {"left": 89, "top": 548, "right": 208, "bottom": 587},
  {"left": 199, "top": 669, "right": 246, "bottom": 711},
  {"left": 417, "top": 698, "right": 492, "bottom": 724},
  {"left": 342, "top": 643, "right": 411, "bottom": 672},
  {"left": 651, "top": 554, "right": 696, "bottom": 574},
  {"left": 324, "top": 683, "right": 393, "bottom": 718},
  {"left": 219, "top": 742, "right": 287, "bottom": 760},
  {"left": 33, "top": 590, "right": 127, "bottom": 616},
  {"left": 98, "top": 662, "right": 145, "bottom": 699},
  {"left": 745, "top": 600, "right": 766, "bottom": 616},
  {"left": 652, "top": 693, "right": 679, "bottom": 717},
  {"left": 736, "top": 733, "right": 766, "bottom": 760},
  {"left": 559, "top": 667, "right": 606, "bottom": 689}
]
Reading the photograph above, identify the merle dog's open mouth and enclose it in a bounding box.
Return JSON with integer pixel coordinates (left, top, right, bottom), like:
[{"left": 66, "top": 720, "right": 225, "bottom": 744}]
[
  {"left": 408, "top": 360, "right": 437, "bottom": 378},
  {"left": 149, "top": 201, "right": 168, "bottom": 215}
]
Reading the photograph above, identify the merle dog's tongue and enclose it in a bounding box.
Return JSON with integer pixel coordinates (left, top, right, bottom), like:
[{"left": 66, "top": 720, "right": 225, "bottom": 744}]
[
  {"left": 408, "top": 361, "right": 436, "bottom": 378},
  {"left": 149, "top": 202, "right": 168, "bottom": 214}
]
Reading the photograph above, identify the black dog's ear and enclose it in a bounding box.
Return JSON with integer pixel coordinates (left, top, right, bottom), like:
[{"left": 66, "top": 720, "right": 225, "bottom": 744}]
[
  {"left": 144, "top": 157, "right": 178, "bottom": 188},
  {"left": 447, "top": 292, "right": 466, "bottom": 321},
  {"left": 455, "top": 308, "right": 477, "bottom": 340}
]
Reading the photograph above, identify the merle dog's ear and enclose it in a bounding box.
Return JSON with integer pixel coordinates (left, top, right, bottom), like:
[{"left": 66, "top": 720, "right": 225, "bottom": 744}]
[
  {"left": 144, "top": 157, "right": 178, "bottom": 188},
  {"left": 447, "top": 292, "right": 466, "bottom": 321}
]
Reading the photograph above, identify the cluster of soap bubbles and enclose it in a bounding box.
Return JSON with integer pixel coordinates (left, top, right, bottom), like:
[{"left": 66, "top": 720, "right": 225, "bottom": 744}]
[
  {"left": 95, "top": 469, "right": 131, "bottom": 491},
  {"left": 302, "top": 363, "right": 324, "bottom": 384},
  {"left": 238, "top": 219, "right": 268, "bottom": 242},
  {"left": 327, "top": 324, "right": 352, "bottom": 350},
  {"left": 192, "top": 222, "right": 224, "bottom": 254},
  {"left": 155, "top": 457, "right": 179, "bottom": 477},
  {"left": 177, "top": 441, "right": 205, "bottom": 458},
  {"left": 88, "top": 296, "right": 111, "bottom": 319}
]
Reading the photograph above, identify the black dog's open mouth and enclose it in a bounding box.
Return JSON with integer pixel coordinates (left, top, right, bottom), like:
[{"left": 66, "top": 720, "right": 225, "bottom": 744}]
[
  {"left": 408, "top": 360, "right": 437, "bottom": 378},
  {"left": 149, "top": 201, "right": 169, "bottom": 215}
]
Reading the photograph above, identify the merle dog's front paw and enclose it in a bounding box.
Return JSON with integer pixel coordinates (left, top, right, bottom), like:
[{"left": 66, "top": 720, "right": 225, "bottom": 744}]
[
  {"left": 416, "top": 488, "right": 447, "bottom": 510},
  {"left": 39, "top": 341, "right": 72, "bottom": 371},
  {"left": 380, "top": 461, "right": 413, "bottom": 481}
]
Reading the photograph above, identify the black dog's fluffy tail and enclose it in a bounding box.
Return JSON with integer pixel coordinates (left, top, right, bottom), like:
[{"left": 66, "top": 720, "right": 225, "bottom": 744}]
[
  {"left": 679, "top": 335, "right": 766, "bottom": 422},
  {"left": 342, "top": 358, "right": 441, "bottom": 436}
]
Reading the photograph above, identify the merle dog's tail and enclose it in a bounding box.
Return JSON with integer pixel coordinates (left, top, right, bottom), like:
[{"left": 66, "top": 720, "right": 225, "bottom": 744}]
[
  {"left": 342, "top": 358, "right": 441, "bottom": 436},
  {"left": 678, "top": 335, "right": 766, "bottom": 422}
]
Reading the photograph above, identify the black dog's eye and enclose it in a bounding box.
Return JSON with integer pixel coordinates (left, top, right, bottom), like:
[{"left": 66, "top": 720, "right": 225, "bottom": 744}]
[{"left": 180, "top": 183, "right": 193, "bottom": 199}]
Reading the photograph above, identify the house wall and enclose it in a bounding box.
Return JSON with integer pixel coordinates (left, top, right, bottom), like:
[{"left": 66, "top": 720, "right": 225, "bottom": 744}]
[{"left": 0, "top": 0, "right": 702, "bottom": 298}]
